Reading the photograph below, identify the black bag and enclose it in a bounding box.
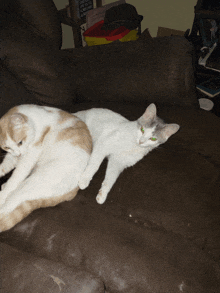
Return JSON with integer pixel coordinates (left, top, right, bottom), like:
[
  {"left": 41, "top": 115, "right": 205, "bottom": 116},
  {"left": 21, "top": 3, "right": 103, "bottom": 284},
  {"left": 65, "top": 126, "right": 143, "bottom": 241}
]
[{"left": 101, "top": 3, "right": 143, "bottom": 31}]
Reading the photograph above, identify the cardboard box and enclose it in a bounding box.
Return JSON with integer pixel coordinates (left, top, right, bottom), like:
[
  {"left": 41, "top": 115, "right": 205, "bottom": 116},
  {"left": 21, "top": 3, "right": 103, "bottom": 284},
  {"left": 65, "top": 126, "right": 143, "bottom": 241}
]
[{"left": 157, "top": 26, "right": 185, "bottom": 37}]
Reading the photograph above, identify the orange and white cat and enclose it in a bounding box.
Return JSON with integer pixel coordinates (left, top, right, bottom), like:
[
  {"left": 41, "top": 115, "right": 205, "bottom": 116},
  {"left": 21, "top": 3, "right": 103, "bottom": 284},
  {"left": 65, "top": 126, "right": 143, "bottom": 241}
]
[{"left": 0, "top": 104, "right": 92, "bottom": 232}]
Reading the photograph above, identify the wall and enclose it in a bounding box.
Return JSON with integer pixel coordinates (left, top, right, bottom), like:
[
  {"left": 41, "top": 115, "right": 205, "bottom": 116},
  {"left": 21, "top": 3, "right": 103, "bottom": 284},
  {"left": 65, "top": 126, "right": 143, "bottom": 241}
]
[{"left": 54, "top": 0, "right": 198, "bottom": 49}]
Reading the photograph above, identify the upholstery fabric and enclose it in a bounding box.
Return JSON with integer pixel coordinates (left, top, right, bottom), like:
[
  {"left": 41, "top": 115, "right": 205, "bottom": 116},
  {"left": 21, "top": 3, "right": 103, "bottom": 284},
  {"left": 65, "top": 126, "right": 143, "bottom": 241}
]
[
  {"left": 0, "top": 242, "right": 104, "bottom": 293},
  {"left": 0, "top": 63, "right": 37, "bottom": 115},
  {"left": 0, "top": 1, "right": 198, "bottom": 109},
  {"left": 0, "top": 1, "right": 220, "bottom": 292},
  {"left": 70, "top": 36, "right": 199, "bottom": 107},
  {"left": 0, "top": 0, "right": 62, "bottom": 49}
]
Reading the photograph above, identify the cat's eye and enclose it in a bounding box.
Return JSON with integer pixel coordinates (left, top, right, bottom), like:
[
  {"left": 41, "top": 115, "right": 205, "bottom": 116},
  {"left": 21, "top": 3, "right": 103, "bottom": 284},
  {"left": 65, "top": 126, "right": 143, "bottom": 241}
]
[
  {"left": 150, "top": 137, "right": 157, "bottom": 141},
  {"left": 141, "top": 127, "right": 145, "bottom": 134},
  {"left": 17, "top": 141, "right": 23, "bottom": 146},
  {"left": 3, "top": 146, "right": 11, "bottom": 152}
]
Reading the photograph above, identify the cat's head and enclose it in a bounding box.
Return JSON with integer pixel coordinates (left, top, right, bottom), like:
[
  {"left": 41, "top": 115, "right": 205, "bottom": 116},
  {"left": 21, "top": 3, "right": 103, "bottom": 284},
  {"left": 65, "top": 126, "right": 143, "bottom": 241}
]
[
  {"left": 0, "top": 108, "right": 34, "bottom": 157},
  {"left": 137, "top": 104, "right": 180, "bottom": 148}
]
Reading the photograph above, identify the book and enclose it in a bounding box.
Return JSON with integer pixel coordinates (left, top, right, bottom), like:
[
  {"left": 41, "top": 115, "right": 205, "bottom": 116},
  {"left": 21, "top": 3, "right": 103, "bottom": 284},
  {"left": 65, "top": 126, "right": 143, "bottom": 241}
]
[{"left": 196, "top": 76, "right": 220, "bottom": 98}]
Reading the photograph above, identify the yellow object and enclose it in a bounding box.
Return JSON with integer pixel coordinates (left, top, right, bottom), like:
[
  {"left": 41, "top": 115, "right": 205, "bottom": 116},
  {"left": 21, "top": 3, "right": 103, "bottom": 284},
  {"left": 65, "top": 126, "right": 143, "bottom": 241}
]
[{"left": 84, "top": 30, "right": 139, "bottom": 46}]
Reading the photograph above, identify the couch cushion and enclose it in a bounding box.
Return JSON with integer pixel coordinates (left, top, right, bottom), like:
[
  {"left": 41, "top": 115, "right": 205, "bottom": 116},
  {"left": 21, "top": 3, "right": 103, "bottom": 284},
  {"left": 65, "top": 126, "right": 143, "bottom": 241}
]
[
  {"left": 0, "top": 104, "right": 220, "bottom": 293},
  {"left": 1, "top": 242, "right": 104, "bottom": 293},
  {"left": 69, "top": 36, "right": 199, "bottom": 107},
  {"left": 0, "top": 63, "right": 37, "bottom": 117},
  {"left": 0, "top": 0, "right": 62, "bottom": 49},
  {"left": 1, "top": 31, "right": 198, "bottom": 109},
  {"left": 0, "top": 0, "right": 73, "bottom": 108},
  {"left": 0, "top": 197, "right": 219, "bottom": 293},
  {"left": 71, "top": 102, "right": 220, "bottom": 261},
  {"left": 0, "top": 40, "right": 78, "bottom": 108}
]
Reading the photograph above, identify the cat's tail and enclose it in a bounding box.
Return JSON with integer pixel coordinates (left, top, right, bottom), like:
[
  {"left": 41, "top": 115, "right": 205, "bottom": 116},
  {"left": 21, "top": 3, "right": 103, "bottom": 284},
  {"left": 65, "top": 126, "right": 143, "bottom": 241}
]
[{"left": 0, "top": 187, "right": 79, "bottom": 232}]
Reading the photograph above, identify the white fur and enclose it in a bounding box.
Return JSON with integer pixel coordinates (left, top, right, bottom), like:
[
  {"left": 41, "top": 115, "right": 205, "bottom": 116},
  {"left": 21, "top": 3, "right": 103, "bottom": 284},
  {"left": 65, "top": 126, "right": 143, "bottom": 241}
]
[
  {"left": 0, "top": 105, "right": 90, "bottom": 230},
  {"left": 74, "top": 104, "right": 179, "bottom": 204}
]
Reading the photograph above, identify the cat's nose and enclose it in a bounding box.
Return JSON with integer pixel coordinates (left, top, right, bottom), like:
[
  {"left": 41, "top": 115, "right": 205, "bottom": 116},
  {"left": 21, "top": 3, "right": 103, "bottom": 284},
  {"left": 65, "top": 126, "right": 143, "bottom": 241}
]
[
  {"left": 139, "top": 138, "right": 145, "bottom": 144},
  {"left": 14, "top": 150, "right": 21, "bottom": 157}
]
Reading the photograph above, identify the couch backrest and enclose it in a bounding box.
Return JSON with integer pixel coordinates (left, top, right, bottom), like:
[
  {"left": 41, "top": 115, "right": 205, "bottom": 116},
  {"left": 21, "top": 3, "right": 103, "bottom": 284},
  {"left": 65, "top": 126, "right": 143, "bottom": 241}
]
[
  {"left": 0, "top": 62, "right": 37, "bottom": 118},
  {"left": 0, "top": 0, "right": 62, "bottom": 49},
  {"left": 73, "top": 35, "right": 199, "bottom": 108},
  {"left": 0, "top": 0, "right": 198, "bottom": 111},
  {"left": 1, "top": 35, "right": 199, "bottom": 111}
]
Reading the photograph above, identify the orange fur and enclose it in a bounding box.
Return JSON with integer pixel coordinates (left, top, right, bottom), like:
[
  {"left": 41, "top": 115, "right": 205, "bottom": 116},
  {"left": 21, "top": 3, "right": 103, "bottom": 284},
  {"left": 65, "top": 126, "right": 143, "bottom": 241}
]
[
  {"left": 0, "top": 188, "right": 79, "bottom": 232},
  {"left": 0, "top": 105, "right": 92, "bottom": 232}
]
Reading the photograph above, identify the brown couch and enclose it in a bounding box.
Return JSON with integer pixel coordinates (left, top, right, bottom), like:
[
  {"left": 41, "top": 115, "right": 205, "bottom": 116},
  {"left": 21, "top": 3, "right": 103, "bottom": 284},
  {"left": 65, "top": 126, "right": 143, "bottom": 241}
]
[{"left": 0, "top": 1, "right": 220, "bottom": 292}]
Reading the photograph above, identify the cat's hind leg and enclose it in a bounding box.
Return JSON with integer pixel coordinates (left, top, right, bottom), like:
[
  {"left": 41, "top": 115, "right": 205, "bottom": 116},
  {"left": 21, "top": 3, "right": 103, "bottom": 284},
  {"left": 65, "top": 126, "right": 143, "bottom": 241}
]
[
  {"left": 96, "top": 157, "right": 123, "bottom": 204},
  {"left": 0, "top": 162, "right": 81, "bottom": 232},
  {"left": 78, "top": 147, "right": 106, "bottom": 190}
]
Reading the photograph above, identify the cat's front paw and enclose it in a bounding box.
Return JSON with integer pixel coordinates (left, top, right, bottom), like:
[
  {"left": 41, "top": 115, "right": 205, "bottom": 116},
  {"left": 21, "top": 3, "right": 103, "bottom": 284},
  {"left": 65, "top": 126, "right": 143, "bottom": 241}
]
[
  {"left": 1, "top": 183, "right": 6, "bottom": 191},
  {"left": 78, "top": 175, "right": 91, "bottom": 190},
  {"left": 0, "top": 191, "right": 7, "bottom": 206},
  {"left": 0, "top": 168, "right": 6, "bottom": 178},
  {"left": 96, "top": 190, "right": 107, "bottom": 204}
]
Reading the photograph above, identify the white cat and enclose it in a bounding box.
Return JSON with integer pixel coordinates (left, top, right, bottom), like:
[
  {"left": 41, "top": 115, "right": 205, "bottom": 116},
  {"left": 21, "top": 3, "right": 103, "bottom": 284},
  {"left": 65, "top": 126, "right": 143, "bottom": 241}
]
[
  {"left": 74, "top": 104, "right": 180, "bottom": 204},
  {"left": 0, "top": 104, "right": 92, "bottom": 232}
]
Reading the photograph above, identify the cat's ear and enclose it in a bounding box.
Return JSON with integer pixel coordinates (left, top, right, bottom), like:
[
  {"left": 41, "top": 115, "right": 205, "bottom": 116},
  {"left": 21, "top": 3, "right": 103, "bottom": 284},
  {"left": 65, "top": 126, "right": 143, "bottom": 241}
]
[
  {"left": 162, "top": 124, "right": 180, "bottom": 139},
  {"left": 142, "top": 104, "right": 157, "bottom": 121},
  {"left": 10, "top": 114, "right": 27, "bottom": 129}
]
